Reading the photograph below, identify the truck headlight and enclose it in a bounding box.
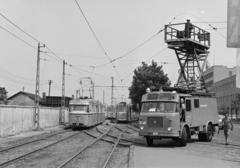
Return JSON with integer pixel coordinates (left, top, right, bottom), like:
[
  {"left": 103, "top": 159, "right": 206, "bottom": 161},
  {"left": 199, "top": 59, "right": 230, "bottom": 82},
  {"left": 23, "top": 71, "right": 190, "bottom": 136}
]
[
  {"left": 167, "top": 127, "right": 172, "bottom": 131},
  {"left": 140, "top": 126, "right": 144, "bottom": 130}
]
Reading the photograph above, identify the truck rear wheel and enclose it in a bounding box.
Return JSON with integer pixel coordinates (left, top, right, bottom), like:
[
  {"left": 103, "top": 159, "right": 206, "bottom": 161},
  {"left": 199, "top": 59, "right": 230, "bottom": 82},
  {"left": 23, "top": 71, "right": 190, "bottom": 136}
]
[
  {"left": 146, "top": 136, "right": 153, "bottom": 146},
  {"left": 198, "top": 124, "right": 213, "bottom": 142},
  {"left": 179, "top": 127, "right": 187, "bottom": 146}
]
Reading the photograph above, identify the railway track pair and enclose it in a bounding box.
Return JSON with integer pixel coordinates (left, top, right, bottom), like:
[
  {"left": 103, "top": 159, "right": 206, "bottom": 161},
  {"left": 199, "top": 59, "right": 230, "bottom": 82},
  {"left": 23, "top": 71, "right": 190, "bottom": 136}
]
[
  {"left": 57, "top": 126, "right": 133, "bottom": 168},
  {"left": 0, "top": 130, "right": 81, "bottom": 168},
  {"left": 0, "top": 125, "right": 135, "bottom": 168},
  {"left": 0, "top": 130, "right": 67, "bottom": 153}
]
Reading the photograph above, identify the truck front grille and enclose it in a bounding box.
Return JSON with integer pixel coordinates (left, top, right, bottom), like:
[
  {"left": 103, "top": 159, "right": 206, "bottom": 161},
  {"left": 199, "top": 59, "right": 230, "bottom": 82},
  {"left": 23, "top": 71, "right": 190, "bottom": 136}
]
[{"left": 148, "top": 117, "right": 163, "bottom": 128}]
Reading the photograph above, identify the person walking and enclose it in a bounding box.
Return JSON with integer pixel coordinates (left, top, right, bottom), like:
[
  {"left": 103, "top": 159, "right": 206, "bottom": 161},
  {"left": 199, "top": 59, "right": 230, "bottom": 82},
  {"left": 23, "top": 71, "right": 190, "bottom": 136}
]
[{"left": 222, "top": 113, "right": 234, "bottom": 145}]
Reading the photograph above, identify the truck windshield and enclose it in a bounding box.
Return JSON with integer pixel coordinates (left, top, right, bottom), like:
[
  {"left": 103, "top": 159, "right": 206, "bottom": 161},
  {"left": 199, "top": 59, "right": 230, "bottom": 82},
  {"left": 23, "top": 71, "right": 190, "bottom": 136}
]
[
  {"left": 141, "top": 102, "right": 176, "bottom": 113},
  {"left": 70, "top": 105, "right": 89, "bottom": 112}
]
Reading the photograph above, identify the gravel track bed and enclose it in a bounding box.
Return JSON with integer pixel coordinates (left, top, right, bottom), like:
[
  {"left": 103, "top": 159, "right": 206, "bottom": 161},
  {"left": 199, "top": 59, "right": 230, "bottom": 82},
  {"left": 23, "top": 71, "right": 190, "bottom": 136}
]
[
  {"left": 0, "top": 131, "right": 77, "bottom": 164},
  {"left": 0, "top": 130, "right": 67, "bottom": 149},
  {"left": 105, "top": 147, "right": 129, "bottom": 168},
  {"left": 65, "top": 140, "right": 113, "bottom": 168},
  {"left": 0, "top": 123, "right": 137, "bottom": 168},
  {"left": 4, "top": 131, "right": 94, "bottom": 168}
]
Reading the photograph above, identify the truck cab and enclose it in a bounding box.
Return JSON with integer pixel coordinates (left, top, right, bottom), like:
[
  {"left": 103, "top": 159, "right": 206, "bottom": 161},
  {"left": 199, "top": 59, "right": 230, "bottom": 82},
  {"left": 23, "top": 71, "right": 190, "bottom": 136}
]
[{"left": 139, "top": 89, "right": 219, "bottom": 146}]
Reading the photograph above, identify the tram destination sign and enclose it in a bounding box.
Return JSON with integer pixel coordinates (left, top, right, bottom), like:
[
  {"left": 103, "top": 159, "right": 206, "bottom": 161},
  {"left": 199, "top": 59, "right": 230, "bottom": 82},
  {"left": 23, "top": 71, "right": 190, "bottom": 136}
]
[{"left": 227, "top": 0, "right": 240, "bottom": 48}]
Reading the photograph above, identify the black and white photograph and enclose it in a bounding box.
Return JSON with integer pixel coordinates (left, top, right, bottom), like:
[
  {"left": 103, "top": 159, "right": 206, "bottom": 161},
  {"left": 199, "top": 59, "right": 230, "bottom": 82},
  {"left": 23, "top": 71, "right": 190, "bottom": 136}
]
[{"left": 0, "top": 0, "right": 240, "bottom": 168}]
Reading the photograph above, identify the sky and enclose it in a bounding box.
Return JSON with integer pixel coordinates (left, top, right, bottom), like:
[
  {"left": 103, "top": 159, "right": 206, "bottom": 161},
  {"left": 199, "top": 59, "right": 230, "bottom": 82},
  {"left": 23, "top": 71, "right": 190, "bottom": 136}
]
[{"left": 0, "top": 0, "right": 237, "bottom": 104}]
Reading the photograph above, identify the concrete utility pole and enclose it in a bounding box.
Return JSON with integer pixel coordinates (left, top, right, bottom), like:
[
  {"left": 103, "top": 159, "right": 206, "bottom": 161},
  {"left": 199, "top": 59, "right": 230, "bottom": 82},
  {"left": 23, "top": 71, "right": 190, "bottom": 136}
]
[
  {"left": 34, "top": 42, "right": 45, "bottom": 130},
  {"left": 60, "top": 60, "right": 66, "bottom": 124},
  {"left": 103, "top": 89, "right": 105, "bottom": 104},
  {"left": 111, "top": 76, "right": 114, "bottom": 105},
  {"left": 48, "top": 80, "right": 52, "bottom": 96},
  {"left": 91, "top": 79, "right": 94, "bottom": 99},
  {"left": 76, "top": 90, "right": 78, "bottom": 99}
]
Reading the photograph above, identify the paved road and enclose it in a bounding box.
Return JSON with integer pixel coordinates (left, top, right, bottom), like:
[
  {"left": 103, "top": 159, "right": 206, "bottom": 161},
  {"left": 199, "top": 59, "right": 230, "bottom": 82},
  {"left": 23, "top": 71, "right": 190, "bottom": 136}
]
[{"left": 133, "top": 124, "right": 240, "bottom": 168}]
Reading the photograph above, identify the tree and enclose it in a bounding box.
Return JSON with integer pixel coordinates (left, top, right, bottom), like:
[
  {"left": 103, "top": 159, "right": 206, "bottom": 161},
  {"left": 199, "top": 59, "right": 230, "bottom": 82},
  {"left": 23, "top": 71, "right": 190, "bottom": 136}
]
[{"left": 129, "top": 61, "right": 171, "bottom": 110}]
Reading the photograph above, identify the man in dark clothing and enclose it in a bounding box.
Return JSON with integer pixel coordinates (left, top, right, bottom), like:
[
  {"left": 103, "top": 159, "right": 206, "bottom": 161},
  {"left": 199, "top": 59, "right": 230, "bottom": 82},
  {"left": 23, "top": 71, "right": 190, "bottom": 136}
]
[{"left": 185, "top": 19, "right": 193, "bottom": 38}]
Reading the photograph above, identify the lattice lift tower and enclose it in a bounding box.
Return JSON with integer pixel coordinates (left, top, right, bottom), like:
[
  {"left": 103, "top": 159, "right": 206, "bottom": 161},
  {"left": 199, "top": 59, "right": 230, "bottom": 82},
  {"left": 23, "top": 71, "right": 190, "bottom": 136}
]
[{"left": 164, "top": 19, "right": 210, "bottom": 91}]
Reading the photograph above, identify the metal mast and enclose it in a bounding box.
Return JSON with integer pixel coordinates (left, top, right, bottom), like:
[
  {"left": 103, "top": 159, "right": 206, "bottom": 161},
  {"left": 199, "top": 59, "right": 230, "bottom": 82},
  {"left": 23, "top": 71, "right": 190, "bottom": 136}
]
[{"left": 164, "top": 19, "right": 210, "bottom": 90}]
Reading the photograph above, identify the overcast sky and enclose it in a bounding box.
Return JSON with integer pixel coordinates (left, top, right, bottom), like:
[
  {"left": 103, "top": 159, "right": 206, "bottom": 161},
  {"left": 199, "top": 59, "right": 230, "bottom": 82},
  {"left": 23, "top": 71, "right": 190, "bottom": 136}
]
[{"left": 0, "top": 0, "right": 237, "bottom": 104}]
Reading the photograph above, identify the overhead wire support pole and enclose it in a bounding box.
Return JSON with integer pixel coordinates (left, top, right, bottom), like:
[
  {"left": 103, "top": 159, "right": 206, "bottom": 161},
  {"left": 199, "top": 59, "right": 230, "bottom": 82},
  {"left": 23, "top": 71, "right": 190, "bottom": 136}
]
[
  {"left": 34, "top": 42, "right": 45, "bottom": 130},
  {"left": 111, "top": 77, "right": 114, "bottom": 106},
  {"left": 61, "top": 60, "right": 66, "bottom": 125},
  {"left": 48, "top": 80, "right": 52, "bottom": 96}
]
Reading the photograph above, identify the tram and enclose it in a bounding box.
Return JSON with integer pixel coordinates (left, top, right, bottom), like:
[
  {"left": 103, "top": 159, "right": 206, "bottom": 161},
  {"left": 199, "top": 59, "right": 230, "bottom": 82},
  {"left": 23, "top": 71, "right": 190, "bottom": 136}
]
[
  {"left": 106, "top": 105, "right": 117, "bottom": 119},
  {"left": 69, "top": 98, "right": 105, "bottom": 129},
  {"left": 116, "top": 102, "right": 139, "bottom": 122}
]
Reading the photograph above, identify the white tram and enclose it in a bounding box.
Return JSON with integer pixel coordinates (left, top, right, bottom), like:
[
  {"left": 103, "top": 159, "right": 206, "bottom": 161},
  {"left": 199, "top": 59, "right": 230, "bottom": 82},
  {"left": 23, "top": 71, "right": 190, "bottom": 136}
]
[{"left": 69, "top": 98, "right": 105, "bottom": 128}]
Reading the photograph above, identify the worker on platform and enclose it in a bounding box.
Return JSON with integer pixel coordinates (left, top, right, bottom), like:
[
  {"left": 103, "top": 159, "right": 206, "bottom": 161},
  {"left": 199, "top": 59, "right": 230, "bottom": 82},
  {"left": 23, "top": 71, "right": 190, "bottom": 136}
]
[
  {"left": 184, "top": 19, "right": 193, "bottom": 38},
  {"left": 221, "top": 113, "right": 234, "bottom": 145}
]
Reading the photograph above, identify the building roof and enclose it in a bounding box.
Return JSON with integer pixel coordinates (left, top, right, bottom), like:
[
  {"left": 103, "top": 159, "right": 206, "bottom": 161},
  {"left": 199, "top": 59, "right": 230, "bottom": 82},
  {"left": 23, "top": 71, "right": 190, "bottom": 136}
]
[{"left": 7, "top": 91, "right": 42, "bottom": 102}]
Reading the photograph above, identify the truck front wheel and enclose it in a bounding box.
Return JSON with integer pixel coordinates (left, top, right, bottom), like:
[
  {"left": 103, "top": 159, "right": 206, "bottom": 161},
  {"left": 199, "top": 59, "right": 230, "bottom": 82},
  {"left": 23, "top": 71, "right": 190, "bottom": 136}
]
[{"left": 146, "top": 136, "right": 153, "bottom": 146}]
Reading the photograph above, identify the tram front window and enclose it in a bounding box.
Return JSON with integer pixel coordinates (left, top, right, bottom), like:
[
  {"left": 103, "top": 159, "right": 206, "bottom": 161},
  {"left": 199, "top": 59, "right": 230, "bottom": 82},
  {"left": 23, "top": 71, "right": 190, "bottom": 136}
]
[
  {"left": 70, "top": 105, "right": 89, "bottom": 112},
  {"left": 141, "top": 102, "right": 176, "bottom": 113}
]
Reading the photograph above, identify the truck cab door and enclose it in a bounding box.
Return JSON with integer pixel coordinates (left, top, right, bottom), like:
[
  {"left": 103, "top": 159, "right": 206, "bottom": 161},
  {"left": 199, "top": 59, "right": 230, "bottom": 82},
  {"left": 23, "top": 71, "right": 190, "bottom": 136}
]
[{"left": 185, "top": 98, "right": 193, "bottom": 125}]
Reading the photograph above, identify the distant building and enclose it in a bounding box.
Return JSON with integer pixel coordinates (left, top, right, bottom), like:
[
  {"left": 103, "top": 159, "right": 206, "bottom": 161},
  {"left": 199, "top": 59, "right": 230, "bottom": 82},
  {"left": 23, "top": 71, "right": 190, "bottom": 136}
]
[
  {"left": 203, "top": 65, "right": 235, "bottom": 91},
  {"left": 212, "top": 74, "right": 240, "bottom": 117},
  {"left": 7, "top": 91, "right": 72, "bottom": 107},
  {"left": 42, "top": 96, "right": 72, "bottom": 107},
  {"left": 0, "top": 87, "right": 7, "bottom": 104},
  {"left": 7, "top": 91, "right": 42, "bottom": 106}
]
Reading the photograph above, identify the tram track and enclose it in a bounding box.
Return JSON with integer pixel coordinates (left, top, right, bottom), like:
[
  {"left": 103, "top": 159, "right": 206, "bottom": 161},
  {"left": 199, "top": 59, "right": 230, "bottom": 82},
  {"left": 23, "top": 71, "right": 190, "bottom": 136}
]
[
  {"left": 56, "top": 126, "right": 114, "bottom": 168},
  {"left": 0, "top": 131, "right": 82, "bottom": 168},
  {"left": 57, "top": 126, "right": 133, "bottom": 168},
  {"left": 0, "top": 130, "right": 68, "bottom": 153},
  {"left": 101, "top": 132, "right": 124, "bottom": 168},
  {"left": 96, "top": 126, "right": 144, "bottom": 146}
]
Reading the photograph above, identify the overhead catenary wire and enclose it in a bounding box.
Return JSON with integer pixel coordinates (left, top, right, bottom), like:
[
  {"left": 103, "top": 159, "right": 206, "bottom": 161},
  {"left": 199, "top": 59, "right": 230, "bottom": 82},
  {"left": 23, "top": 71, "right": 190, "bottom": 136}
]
[
  {"left": 0, "top": 24, "right": 37, "bottom": 50},
  {"left": 74, "top": 0, "right": 122, "bottom": 81},
  {"left": 94, "top": 15, "right": 178, "bottom": 68},
  {"left": 0, "top": 11, "right": 68, "bottom": 63},
  {"left": 182, "top": 12, "right": 227, "bottom": 39},
  {"left": 0, "top": 12, "right": 44, "bottom": 44},
  {"left": 74, "top": 0, "right": 111, "bottom": 61}
]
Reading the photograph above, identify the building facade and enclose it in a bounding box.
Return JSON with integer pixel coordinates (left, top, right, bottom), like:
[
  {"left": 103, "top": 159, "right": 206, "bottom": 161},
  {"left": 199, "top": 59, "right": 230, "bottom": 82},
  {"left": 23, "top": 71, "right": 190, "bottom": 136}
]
[
  {"left": 203, "top": 65, "right": 235, "bottom": 90},
  {"left": 212, "top": 75, "right": 240, "bottom": 118},
  {"left": 7, "top": 91, "right": 42, "bottom": 106}
]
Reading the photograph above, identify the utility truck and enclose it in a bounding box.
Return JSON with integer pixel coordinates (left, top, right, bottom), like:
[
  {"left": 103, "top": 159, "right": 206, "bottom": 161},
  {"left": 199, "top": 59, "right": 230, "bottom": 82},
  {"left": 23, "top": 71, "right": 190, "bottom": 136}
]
[{"left": 139, "top": 87, "right": 219, "bottom": 146}]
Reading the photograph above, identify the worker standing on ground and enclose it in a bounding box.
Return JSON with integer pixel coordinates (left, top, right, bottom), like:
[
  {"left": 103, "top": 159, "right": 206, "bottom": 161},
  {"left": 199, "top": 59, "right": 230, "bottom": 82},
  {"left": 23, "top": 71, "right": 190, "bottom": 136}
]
[{"left": 222, "top": 113, "right": 234, "bottom": 145}]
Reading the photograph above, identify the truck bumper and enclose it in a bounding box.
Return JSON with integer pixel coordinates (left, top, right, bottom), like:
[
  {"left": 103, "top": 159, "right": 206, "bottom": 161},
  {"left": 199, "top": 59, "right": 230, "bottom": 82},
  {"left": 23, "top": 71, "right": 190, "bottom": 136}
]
[{"left": 139, "top": 130, "right": 180, "bottom": 138}]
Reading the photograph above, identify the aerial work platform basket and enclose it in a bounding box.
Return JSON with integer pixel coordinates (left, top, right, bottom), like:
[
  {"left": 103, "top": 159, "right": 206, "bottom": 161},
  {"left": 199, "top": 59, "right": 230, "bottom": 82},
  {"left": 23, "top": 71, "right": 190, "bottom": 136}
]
[{"left": 164, "top": 19, "right": 210, "bottom": 91}]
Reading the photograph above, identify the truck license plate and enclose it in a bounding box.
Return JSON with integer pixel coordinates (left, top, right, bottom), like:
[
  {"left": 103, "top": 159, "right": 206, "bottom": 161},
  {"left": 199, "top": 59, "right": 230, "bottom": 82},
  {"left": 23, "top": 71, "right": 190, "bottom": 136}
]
[{"left": 153, "top": 132, "right": 158, "bottom": 135}]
